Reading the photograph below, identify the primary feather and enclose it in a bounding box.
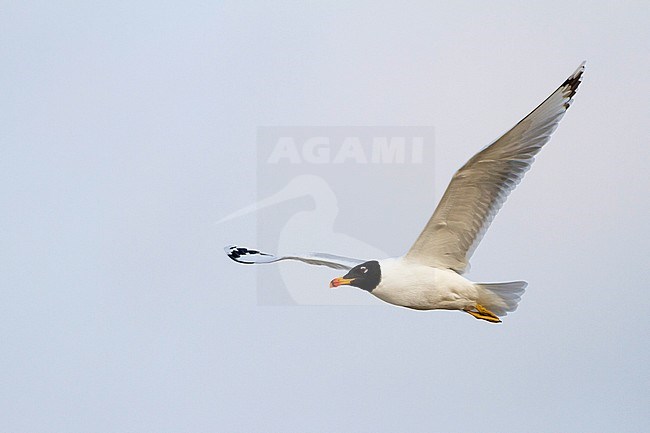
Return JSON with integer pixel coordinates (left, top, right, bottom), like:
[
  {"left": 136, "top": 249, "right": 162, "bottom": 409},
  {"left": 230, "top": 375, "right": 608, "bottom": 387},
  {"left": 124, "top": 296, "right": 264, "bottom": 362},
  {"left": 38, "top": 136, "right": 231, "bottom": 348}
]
[{"left": 224, "top": 246, "right": 364, "bottom": 270}]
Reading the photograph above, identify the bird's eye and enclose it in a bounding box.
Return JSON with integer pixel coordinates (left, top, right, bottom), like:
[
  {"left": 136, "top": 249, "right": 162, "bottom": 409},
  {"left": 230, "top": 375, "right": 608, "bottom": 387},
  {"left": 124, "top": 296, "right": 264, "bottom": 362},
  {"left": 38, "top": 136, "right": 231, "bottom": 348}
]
[{"left": 360, "top": 266, "right": 367, "bottom": 273}]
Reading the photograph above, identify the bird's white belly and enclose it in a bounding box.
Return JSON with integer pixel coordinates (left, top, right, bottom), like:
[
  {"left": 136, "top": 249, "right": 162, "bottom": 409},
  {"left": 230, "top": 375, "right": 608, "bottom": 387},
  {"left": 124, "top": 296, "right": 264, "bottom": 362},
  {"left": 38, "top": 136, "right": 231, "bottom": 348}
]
[{"left": 371, "top": 258, "right": 479, "bottom": 311}]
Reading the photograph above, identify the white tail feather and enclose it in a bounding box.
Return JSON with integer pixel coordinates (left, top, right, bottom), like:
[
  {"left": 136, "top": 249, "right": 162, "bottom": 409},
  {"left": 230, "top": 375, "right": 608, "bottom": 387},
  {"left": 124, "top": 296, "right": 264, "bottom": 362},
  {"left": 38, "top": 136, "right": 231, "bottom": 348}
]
[{"left": 477, "top": 281, "right": 527, "bottom": 316}]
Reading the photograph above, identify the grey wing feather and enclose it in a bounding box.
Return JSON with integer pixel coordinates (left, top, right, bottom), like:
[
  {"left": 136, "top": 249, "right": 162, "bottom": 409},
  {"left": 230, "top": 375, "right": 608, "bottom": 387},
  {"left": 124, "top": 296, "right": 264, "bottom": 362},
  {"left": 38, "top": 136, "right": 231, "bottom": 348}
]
[
  {"left": 406, "top": 62, "right": 585, "bottom": 273},
  {"left": 225, "top": 245, "right": 364, "bottom": 270}
]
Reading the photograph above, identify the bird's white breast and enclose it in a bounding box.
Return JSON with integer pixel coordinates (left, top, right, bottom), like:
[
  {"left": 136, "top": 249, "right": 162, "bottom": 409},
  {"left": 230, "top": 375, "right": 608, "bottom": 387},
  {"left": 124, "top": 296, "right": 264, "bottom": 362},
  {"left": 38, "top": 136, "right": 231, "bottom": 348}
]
[{"left": 371, "top": 257, "right": 479, "bottom": 311}]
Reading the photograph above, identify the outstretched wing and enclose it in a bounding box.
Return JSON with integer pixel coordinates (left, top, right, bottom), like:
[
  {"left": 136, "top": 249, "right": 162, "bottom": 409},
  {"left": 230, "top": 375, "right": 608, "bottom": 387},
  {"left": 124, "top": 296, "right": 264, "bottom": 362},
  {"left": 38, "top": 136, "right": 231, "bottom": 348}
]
[
  {"left": 225, "top": 245, "right": 364, "bottom": 270},
  {"left": 406, "top": 62, "right": 585, "bottom": 273}
]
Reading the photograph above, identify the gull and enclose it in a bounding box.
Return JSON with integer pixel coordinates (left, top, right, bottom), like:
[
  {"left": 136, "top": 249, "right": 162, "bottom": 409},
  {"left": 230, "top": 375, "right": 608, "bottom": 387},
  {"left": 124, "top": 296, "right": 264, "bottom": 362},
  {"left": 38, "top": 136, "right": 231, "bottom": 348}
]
[{"left": 225, "top": 62, "right": 585, "bottom": 322}]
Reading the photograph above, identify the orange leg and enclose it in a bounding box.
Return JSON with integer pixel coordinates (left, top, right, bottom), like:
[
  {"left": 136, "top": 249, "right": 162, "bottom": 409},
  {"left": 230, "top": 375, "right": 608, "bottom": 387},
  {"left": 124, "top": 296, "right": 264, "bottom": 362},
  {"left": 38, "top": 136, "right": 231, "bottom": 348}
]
[{"left": 466, "top": 304, "right": 502, "bottom": 323}]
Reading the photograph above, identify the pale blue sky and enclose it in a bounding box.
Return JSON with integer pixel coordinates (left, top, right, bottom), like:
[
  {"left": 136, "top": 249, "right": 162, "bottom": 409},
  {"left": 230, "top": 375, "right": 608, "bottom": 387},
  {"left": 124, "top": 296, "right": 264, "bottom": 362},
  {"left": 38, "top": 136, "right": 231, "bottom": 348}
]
[{"left": 1, "top": 1, "right": 649, "bottom": 432}]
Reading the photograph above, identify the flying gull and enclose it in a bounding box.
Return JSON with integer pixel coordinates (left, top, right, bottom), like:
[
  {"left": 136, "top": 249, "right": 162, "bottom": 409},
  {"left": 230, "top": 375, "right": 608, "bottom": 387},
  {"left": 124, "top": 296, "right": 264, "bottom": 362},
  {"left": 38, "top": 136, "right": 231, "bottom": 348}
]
[{"left": 225, "top": 62, "right": 585, "bottom": 323}]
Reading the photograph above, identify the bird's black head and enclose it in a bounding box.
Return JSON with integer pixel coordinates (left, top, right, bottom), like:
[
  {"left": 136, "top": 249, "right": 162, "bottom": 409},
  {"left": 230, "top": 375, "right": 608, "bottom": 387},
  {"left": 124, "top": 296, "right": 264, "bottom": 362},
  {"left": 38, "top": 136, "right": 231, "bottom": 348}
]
[{"left": 329, "top": 260, "right": 381, "bottom": 292}]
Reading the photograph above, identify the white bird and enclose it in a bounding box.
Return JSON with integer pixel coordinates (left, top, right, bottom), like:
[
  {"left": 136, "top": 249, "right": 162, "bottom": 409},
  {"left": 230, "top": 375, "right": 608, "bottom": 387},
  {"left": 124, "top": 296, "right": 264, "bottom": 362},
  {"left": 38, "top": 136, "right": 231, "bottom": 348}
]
[{"left": 225, "top": 62, "right": 585, "bottom": 323}]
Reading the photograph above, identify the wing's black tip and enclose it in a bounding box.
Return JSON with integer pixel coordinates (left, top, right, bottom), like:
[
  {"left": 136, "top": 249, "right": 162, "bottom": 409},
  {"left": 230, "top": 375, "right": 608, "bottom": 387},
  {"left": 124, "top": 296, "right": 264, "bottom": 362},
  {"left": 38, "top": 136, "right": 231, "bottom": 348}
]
[
  {"left": 224, "top": 245, "right": 270, "bottom": 264},
  {"left": 561, "top": 61, "right": 586, "bottom": 106}
]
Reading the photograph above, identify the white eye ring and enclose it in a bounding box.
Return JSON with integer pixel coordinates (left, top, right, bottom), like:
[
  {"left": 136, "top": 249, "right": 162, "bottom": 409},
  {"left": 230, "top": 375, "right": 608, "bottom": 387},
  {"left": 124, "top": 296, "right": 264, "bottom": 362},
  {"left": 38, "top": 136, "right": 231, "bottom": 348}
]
[{"left": 360, "top": 266, "right": 367, "bottom": 273}]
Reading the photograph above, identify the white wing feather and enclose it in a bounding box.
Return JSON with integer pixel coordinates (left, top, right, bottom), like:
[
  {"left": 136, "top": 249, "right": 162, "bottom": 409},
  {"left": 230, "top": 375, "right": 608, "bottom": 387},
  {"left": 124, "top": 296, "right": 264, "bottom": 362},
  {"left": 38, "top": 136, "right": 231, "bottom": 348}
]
[
  {"left": 406, "top": 62, "right": 585, "bottom": 273},
  {"left": 225, "top": 245, "right": 364, "bottom": 270}
]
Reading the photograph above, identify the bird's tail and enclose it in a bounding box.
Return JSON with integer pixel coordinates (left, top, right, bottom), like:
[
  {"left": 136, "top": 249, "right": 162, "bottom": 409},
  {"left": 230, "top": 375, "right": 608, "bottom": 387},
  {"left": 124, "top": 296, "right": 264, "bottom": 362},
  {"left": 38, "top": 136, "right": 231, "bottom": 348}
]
[{"left": 476, "top": 281, "right": 527, "bottom": 317}]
